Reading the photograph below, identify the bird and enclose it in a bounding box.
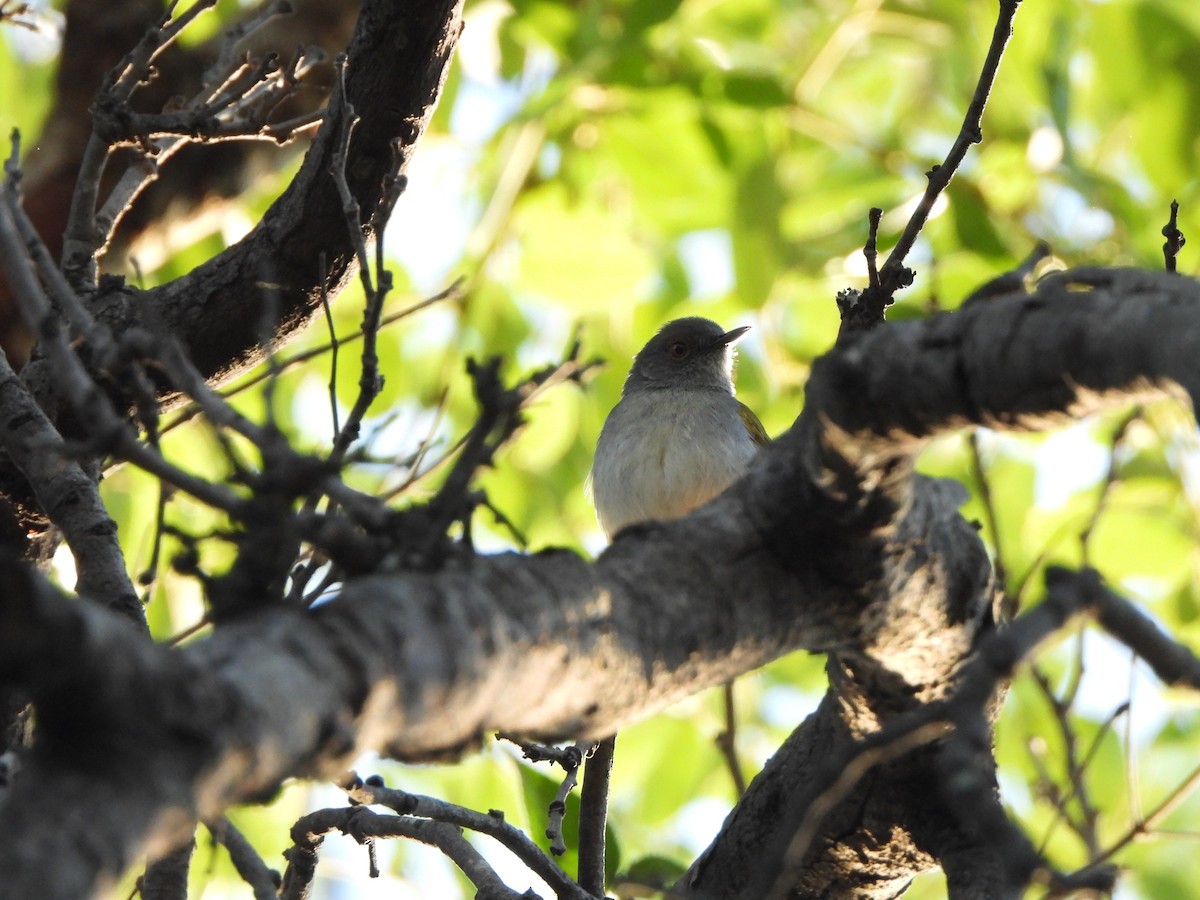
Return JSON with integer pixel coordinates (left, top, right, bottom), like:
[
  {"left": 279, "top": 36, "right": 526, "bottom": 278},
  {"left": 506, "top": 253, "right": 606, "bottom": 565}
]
[{"left": 590, "top": 316, "right": 768, "bottom": 539}]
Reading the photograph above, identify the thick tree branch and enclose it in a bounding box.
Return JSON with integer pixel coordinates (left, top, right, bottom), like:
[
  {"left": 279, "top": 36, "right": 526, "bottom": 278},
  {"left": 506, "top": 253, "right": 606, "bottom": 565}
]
[
  {"left": 1, "top": 0, "right": 359, "bottom": 368},
  {"left": 0, "top": 194, "right": 144, "bottom": 629},
  {"left": 675, "top": 268, "right": 1200, "bottom": 897},
  {"left": 145, "top": 0, "right": 461, "bottom": 384},
  {"left": 1, "top": 269, "right": 1199, "bottom": 895},
  {"left": 14, "top": 0, "right": 461, "bottom": 410}
]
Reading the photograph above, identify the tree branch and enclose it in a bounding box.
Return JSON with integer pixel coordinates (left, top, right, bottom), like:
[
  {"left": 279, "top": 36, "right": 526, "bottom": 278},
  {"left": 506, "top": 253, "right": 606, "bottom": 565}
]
[
  {"left": 839, "top": 0, "right": 1024, "bottom": 334},
  {"left": 2, "top": 268, "right": 1200, "bottom": 895},
  {"left": 0, "top": 181, "right": 144, "bottom": 628},
  {"left": 14, "top": 0, "right": 462, "bottom": 417}
]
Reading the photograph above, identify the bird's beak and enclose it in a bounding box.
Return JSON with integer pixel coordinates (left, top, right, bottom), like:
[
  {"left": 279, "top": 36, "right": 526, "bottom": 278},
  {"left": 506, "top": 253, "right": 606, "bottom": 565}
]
[{"left": 718, "top": 325, "right": 750, "bottom": 347}]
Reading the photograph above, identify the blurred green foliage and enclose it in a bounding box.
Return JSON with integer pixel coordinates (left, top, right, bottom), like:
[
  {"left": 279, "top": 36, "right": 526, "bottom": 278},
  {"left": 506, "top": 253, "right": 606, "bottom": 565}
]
[{"left": 8, "top": 0, "right": 1200, "bottom": 895}]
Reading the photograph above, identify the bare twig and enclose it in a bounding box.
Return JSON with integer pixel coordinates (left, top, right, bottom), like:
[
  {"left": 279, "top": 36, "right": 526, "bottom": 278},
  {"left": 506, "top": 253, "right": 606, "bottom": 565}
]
[
  {"left": 765, "top": 567, "right": 1200, "bottom": 899},
  {"left": 0, "top": 173, "right": 145, "bottom": 629},
  {"left": 0, "top": 2, "right": 34, "bottom": 30},
  {"left": 328, "top": 55, "right": 372, "bottom": 286},
  {"left": 62, "top": 0, "right": 222, "bottom": 287},
  {"left": 137, "top": 478, "right": 174, "bottom": 593},
  {"left": 1093, "top": 763, "right": 1200, "bottom": 866},
  {"left": 715, "top": 681, "right": 747, "bottom": 797},
  {"left": 967, "top": 429, "right": 1010, "bottom": 616},
  {"left": 839, "top": 0, "right": 1024, "bottom": 334},
  {"left": 325, "top": 80, "right": 408, "bottom": 470},
  {"left": 281, "top": 805, "right": 532, "bottom": 900},
  {"left": 547, "top": 743, "right": 590, "bottom": 857},
  {"left": 411, "top": 344, "right": 598, "bottom": 567},
  {"left": 877, "top": 0, "right": 1023, "bottom": 294},
  {"left": 94, "top": 42, "right": 324, "bottom": 258},
  {"left": 495, "top": 734, "right": 592, "bottom": 855},
  {"left": 206, "top": 817, "right": 279, "bottom": 900},
  {"left": 1029, "top": 666, "right": 1124, "bottom": 856},
  {"left": 383, "top": 386, "right": 453, "bottom": 499},
  {"left": 64, "top": 0, "right": 322, "bottom": 286},
  {"left": 341, "top": 773, "right": 591, "bottom": 900},
  {"left": 158, "top": 282, "right": 460, "bottom": 438},
  {"left": 864, "top": 207, "right": 882, "bottom": 289},
  {"left": 1162, "top": 199, "right": 1185, "bottom": 273},
  {"left": 317, "top": 253, "right": 340, "bottom": 439},
  {"left": 165, "top": 615, "right": 212, "bottom": 647},
  {"left": 1079, "top": 408, "right": 1143, "bottom": 566},
  {"left": 497, "top": 733, "right": 588, "bottom": 768}
]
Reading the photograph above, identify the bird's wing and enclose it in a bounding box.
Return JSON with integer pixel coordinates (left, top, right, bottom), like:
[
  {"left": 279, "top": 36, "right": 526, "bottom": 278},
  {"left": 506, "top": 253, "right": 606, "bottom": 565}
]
[{"left": 739, "top": 400, "right": 770, "bottom": 447}]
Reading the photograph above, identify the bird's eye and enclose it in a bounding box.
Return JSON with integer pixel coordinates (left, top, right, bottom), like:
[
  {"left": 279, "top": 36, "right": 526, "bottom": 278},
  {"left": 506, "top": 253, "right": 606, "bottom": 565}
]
[{"left": 668, "top": 341, "right": 689, "bottom": 359}]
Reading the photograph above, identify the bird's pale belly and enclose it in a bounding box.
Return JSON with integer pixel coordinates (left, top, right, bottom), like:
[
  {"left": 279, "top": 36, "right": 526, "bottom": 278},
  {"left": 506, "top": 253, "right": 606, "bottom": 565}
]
[{"left": 591, "top": 392, "right": 758, "bottom": 537}]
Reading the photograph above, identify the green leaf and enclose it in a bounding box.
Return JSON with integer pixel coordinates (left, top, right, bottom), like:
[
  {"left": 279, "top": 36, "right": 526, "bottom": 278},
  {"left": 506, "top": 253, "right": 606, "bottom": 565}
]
[
  {"left": 732, "top": 157, "right": 784, "bottom": 306},
  {"left": 624, "top": 0, "right": 685, "bottom": 34},
  {"left": 598, "top": 88, "right": 733, "bottom": 233},
  {"left": 722, "top": 72, "right": 789, "bottom": 108},
  {"left": 514, "top": 183, "right": 658, "bottom": 309},
  {"left": 505, "top": 0, "right": 578, "bottom": 57},
  {"left": 615, "top": 853, "right": 688, "bottom": 895}
]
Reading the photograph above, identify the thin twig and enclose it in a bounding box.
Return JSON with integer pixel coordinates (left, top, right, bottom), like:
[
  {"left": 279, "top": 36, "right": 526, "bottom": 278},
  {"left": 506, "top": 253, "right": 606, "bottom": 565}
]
[
  {"left": 715, "top": 681, "right": 747, "bottom": 797},
  {"left": 318, "top": 253, "right": 341, "bottom": 439},
  {"left": 62, "top": 0, "right": 222, "bottom": 286},
  {"left": 66, "top": 1, "right": 319, "bottom": 284},
  {"left": 836, "top": 0, "right": 1024, "bottom": 340},
  {"left": 545, "top": 743, "right": 590, "bottom": 857},
  {"left": 137, "top": 478, "right": 174, "bottom": 593},
  {"left": 0, "top": 171, "right": 145, "bottom": 628},
  {"left": 158, "top": 282, "right": 460, "bottom": 437},
  {"left": 383, "top": 386, "right": 452, "bottom": 498},
  {"left": 1029, "top": 667, "right": 1114, "bottom": 855},
  {"left": 342, "top": 774, "right": 591, "bottom": 900},
  {"left": 864, "top": 207, "right": 882, "bottom": 289},
  {"left": 206, "top": 818, "right": 278, "bottom": 900},
  {"left": 282, "top": 806, "right": 532, "bottom": 900},
  {"left": 0, "top": 2, "right": 35, "bottom": 29},
  {"left": 967, "top": 429, "right": 1010, "bottom": 616},
  {"left": 876, "top": 0, "right": 1024, "bottom": 295},
  {"left": 1123, "top": 648, "right": 1143, "bottom": 826},
  {"left": 327, "top": 55, "right": 372, "bottom": 286},
  {"left": 1092, "top": 764, "right": 1200, "bottom": 867},
  {"left": 1079, "top": 408, "right": 1142, "bottom": 566},
  {"left": 496, "top": 733, "right": 589, "bottom": 768},
  {"left": 1162, "top": 199, "right": 1185, "bottom": 273},
  {"left": 495, "top": 733, "right": 594, "bottom": 856}
]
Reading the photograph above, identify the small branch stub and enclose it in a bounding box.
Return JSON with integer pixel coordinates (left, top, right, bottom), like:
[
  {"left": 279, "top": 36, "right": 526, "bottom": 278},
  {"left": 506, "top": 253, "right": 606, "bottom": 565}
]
[{"left": 1163, "top": 199, "right": 1185, "bottom": 273}]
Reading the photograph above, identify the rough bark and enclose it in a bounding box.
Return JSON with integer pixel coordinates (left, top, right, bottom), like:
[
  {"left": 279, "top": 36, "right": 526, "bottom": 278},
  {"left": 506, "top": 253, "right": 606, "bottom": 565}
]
[
  {"left": 0, "top": 268, "right": 1196, "bottom": 897},
  {"left": 141, "top": 0, "right": 460, "bottom": 385},
  {"left": 1, "top": 0, "right": 359, "bottom": 369},
  {"left": 4, "top": 0, "right": 461, "bottom": 540}
]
